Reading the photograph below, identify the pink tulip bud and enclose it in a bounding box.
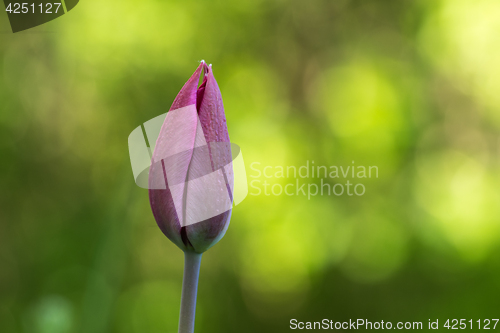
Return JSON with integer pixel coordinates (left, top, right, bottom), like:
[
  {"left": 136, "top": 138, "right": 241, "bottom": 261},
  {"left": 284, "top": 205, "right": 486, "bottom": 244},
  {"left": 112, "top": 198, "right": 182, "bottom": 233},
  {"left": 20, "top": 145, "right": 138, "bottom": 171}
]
[{"left": 149, "top": 61, "right": 233, "bottom": 253}]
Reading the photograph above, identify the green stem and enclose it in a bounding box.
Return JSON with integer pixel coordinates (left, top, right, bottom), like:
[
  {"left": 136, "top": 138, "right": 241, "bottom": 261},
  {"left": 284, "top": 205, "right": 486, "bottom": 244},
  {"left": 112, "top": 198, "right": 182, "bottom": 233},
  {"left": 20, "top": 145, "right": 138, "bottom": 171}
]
[{"left": 178, "top": 252, "right": 203, "bottom": 333}]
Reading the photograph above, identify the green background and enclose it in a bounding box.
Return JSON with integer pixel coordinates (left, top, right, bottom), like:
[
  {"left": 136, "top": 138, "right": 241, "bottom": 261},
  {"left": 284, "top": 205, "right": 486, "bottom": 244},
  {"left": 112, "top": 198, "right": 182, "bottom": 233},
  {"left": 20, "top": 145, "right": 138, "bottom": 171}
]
[{"left": 1, "top": 0, "right": 500, "bottom": 332}]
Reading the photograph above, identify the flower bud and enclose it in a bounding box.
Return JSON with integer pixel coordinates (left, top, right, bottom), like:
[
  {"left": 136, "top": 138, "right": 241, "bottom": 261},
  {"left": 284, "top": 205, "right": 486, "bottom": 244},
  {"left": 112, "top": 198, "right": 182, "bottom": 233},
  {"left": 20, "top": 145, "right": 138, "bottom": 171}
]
[{"left": 149, "top": 61, "right": 233, "bottom": 253}]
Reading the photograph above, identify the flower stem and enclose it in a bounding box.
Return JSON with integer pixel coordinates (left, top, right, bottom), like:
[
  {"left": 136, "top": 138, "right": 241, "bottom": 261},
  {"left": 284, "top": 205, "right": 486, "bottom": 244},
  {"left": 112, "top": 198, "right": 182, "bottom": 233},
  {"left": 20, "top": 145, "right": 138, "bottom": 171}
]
[{"left": 178, "top": 251, "right": 203, "bottom": 333}]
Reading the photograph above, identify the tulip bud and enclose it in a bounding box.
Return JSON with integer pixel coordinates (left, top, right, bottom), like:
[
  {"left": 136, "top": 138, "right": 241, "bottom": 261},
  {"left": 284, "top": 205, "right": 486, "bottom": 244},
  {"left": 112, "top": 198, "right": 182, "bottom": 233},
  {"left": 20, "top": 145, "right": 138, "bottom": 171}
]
[{"left": 149, "top": 61, "right": 233, "bottom": 254}]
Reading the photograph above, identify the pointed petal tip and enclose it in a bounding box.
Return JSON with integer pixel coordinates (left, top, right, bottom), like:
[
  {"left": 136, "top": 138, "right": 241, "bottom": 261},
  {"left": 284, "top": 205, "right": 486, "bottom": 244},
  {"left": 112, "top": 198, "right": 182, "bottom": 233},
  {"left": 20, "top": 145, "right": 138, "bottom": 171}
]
[
  {"left": 170, "top": 62, "right": 205, "bottom": 110},
  {"left": 199, "top": 60, "right": 210, "bottom": 70}
]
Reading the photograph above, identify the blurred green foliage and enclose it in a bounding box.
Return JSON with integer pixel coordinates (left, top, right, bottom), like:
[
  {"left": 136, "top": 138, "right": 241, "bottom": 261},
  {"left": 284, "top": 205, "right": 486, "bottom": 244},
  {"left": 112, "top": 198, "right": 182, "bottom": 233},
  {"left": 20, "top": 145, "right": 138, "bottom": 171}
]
[{"left": 1, "top": 0, "right": 500, "bottom": 332}]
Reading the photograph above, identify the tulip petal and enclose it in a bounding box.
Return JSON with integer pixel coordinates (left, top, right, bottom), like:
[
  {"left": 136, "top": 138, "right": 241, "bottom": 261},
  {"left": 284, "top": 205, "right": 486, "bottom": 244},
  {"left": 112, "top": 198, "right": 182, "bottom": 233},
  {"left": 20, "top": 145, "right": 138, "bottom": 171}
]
[
  {"left": 184, "top": 65, "right": 234, "bottom": 252},
  {"left": 149, "top": 63, "right": 205, "bottom": 250}
]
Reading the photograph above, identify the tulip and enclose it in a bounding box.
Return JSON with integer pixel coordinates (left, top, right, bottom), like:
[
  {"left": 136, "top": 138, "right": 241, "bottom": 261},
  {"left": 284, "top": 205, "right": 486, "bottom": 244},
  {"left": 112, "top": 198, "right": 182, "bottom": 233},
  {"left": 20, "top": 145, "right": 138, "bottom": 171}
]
[{"left": 148, "top": 61, "right": 233, "bottom": 333}]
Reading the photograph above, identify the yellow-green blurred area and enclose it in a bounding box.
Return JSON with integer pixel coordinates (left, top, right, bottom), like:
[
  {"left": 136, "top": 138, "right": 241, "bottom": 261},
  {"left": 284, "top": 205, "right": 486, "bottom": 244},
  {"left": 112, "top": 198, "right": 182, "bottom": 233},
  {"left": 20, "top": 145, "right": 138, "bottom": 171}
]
[{"left": 1, "top": 0, "right": 500, "bottom": 332}]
